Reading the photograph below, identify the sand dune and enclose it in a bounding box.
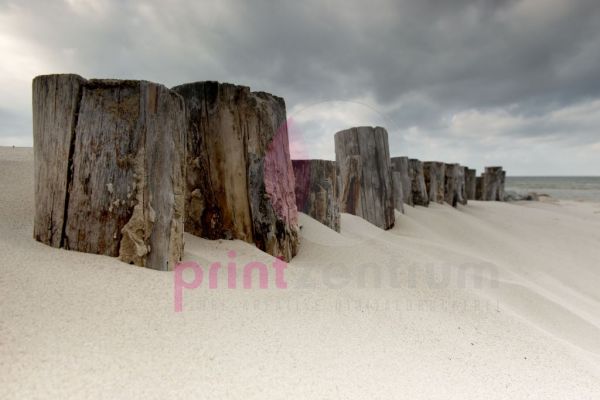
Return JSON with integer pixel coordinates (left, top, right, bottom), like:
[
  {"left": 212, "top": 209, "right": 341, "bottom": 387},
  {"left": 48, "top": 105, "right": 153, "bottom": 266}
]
[{"left": 1, "top": 147, "right": 600, "bottom": 399}]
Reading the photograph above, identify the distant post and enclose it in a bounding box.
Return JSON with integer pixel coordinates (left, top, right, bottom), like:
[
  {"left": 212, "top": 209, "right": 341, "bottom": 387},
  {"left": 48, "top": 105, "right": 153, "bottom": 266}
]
[
  {"left": 292, "top": 159, "right": 340, "bottom": 232},
  {"left": 408, "top": 159, "right": 429, "bottom": 207},
  {"left": 391, "top": 156, "right": 412, "bottom": 207},
  {"left": 423, "top": 162, "right": 446, "bottom": 204},
  {"left": 465, "top": 168, "right": 477, "bottom": 200},
  {"left": 482, "top": 167, "right": 505, "bottom": 201},
  {"left": 335, "top": 126, "right": 395, "bottom": 229},
  {"left": 445, "top": 163, "right": 467, "bottom": 207}
]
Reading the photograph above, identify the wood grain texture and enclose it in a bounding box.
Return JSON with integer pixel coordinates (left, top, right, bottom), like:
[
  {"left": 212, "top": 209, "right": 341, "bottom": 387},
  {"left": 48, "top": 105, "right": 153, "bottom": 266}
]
[
  {"left": 423, "top": 161, "right": 446, "bottom": 204},
  {"left": 173, "top": 81, "right": 299, "bottom": 261},
  {"left": 391, "top": 157, "right": 412, "bottom": 207},
  {"left": 391, "top": 171, "right": 405, "bottom": 213},
  {"left": 465, "top": 168, "right": 477, "bottom": 200},
  {"left": 499, "top": 170, "right": 506, "bottom": 201},
  {"left": 292, "top": 159, "right": 340, "bottom": 232},
  {"left": 476, "top": 176, "right": 484, "bottom": 200},
  {"left": 482, "top": 166, "right": 505, "bottom": 201},
  {"left": 33, "top": 75, "right": 186, "bottom": 270},
  {"left": 335, "top": 126, "right": 394, "bottom": 230},
  {"left": 64, "top": 80, "right": 141, "bottom": 257},
  {"left": 444, "top": 163, "right": 467, "bottom": 207},
  {"left": 138, "top": 82, "right": 186, "bottom": 270},
  {"left": 459, "top": 166, "right": 468, "bottom": 205},
  {"left": 33, "top": 74, "right": 86, "bottom": 247},
  {"left": 408, "top": 159, "right": 429, "bottom": 207}
]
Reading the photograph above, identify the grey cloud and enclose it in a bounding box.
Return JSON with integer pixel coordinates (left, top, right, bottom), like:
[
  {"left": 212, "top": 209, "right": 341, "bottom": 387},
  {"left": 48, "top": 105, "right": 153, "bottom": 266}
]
[
  {"left": 1, "top": 0, "right": 599, "bottom": 173},
  {"left": 4, "top": 0, "right": 600, "bottom": 107}
]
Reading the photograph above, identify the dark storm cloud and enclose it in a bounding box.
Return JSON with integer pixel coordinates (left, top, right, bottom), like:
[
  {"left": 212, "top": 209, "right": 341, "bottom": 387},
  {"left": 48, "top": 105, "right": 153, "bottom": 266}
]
[
  {"left": 1, "top": 0, "right": 599, "bottom": 173},
  {"left": 5, "top": 0, "right": 599, "bottom": 105}
]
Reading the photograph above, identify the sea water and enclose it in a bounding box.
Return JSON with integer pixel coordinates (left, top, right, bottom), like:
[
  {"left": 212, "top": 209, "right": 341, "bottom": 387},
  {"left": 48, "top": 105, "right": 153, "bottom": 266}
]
[{"left": 505, "top": 176, "right": 600, "bottom": 202}]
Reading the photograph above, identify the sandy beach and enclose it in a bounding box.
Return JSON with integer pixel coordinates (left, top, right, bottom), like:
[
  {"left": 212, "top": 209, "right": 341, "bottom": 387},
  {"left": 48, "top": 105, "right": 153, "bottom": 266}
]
[{"left": 1, "top": 146, "right": 600, "bottom": 399}]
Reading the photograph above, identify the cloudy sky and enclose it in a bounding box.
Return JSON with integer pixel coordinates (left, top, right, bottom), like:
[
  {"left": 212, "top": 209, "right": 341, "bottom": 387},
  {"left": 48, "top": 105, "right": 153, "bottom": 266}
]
[{"left": 1, "top": 0, "right": 599, "bottom": 175}]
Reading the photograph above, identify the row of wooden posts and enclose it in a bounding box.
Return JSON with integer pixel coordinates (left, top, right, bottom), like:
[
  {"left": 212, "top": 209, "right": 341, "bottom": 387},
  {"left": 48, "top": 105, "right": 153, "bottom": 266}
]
[
  {"left": 32, "top": 75, "right": 505, "bottom": 271},
  {"left": 297, "top": 127, "right": 506, "bottom": 233}
]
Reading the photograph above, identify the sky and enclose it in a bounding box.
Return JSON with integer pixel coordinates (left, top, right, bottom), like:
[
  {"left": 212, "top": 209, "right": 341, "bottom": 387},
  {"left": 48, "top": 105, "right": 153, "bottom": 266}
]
[{"left": 1, "top": 0, "right": 599, "bottom": 175}]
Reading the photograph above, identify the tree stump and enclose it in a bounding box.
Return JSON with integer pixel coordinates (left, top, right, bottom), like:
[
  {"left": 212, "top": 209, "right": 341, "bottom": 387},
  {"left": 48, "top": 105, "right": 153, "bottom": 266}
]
[
  {"left": 173, "top": 82, "right": 299, "bottom": 261},
  {"left": 33, "top": 74, "right": 186, "bottom": 271},
  {"left": 391, "top": 157, "right": 412, "bottom": 207},
  {"left": 444, "top": 163, "right": 467, "bottom": 207},
  {"left": 292, "top": 159, "right": 340, "bottom": 232},
  {"left": 465, "top": 168, "right": 477, "bottom": 200},
  {"left": 423, "top": 162, "right": 446, "bottom": 204},
  {"left": 408, "top": 159, "right": 429, "bottom": 206},
  {"left": 335, "top": 126, "right": 395, "bottom": 230},
  {"left": 482, "top": 166, "right": 505, "bottom": 201}
]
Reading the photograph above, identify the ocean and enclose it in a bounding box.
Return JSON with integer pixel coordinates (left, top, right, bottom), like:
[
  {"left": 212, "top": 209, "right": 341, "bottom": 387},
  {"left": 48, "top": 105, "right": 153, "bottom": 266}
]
[{"left": 505, "top": 176, "right": 600, "bottom": 202}]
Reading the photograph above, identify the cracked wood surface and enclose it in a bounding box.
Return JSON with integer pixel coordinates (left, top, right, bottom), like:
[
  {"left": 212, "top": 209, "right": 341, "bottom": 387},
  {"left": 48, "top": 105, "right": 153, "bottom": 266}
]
[
  {"left": 173, "top": 81, "right": 299, "bottom": 261},
  {"left": 33, "top": 74, "right": 185, "bottom": 270},
  {"left": 335, "top": 126, "right": 394, "bottom": 230}
]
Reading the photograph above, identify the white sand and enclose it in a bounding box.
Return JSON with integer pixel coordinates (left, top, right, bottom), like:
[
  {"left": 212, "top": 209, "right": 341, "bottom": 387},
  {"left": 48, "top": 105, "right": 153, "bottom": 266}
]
[{"left": 1, "top": 146, "right": 600, "bottom": 399}]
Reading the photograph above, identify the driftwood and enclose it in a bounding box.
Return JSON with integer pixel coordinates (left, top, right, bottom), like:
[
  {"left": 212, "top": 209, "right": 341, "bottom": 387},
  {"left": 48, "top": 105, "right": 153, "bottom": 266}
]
[
  {"left": 481, "top": 166, "right": 505, "bottom": 201},
  {"left": 335, "top": 126, "right": 395, "bottom": 230},
  {"left": 173, "top": 81, "right": 299, "bottom": 261},
  {"left": 408, "top": 159, "right": 429, "bottom": 206},
  {"left": 33, "top": 74, "right": 186, "bottom": 270},
  {"left": 465, "top": 168, "right": 477, "bottom": 200},
  {"left": 292, "top": 159, "right": 340, "bottom": 232},
  {"left": 391, "top": 157, "right": 412, "bottom": 207},
  {"left": 423, "top": 162, "right": 446, "bottom": 204}
]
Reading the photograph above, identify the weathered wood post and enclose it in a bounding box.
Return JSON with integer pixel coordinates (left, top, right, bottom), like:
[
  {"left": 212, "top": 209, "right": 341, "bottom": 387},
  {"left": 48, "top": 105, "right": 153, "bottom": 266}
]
[
  {"left": 476, "top": 176, "right": 484, "bottom": 200},
  {"left": 459, "top": 166, "right": 468, "bottom": 205},
  {"left": 445, "top": 164, "right": 458, "bottom": 206},
  {"left": 173, "top": 81, "right": 299, "bottom": 261},
  {"left": 408, "top": 159, "right": 429, "bottom": 206},
  {"left": 465, "top": 168, "right": 477, "bottom": 200},
  {"left": 423, "top": 161, "right": 446, "bottom": 204},
  {"left": 500, "top": 170, "right": 506, "bottom": 201},
  {"left": 33, "top": 74, "right": 186, "bottom": 270},
  {"left": 335, "top": 126, "right": 395, "bottom": 229},
  {"left": 482, "top": 166, "right": 505, "bottom": 201},
  {"left": 391, "top": 156, "right": 412, "bottom": 207},
  {"left": 391, "top": 170, "right": 405, "bottom": 214},
  {"left": 444, "top": 163, "right": 467, "bottom": 207},
  {"left": 292, "top": 159, "right": 340, "bottom": 232}
]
